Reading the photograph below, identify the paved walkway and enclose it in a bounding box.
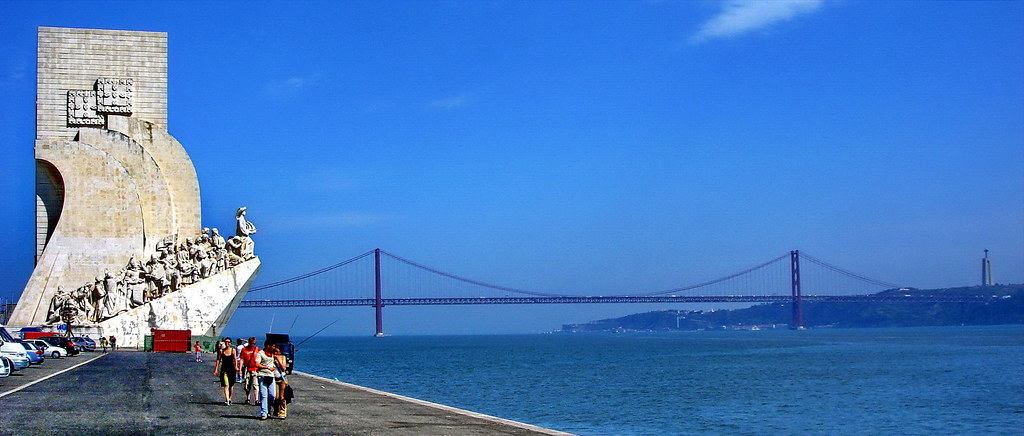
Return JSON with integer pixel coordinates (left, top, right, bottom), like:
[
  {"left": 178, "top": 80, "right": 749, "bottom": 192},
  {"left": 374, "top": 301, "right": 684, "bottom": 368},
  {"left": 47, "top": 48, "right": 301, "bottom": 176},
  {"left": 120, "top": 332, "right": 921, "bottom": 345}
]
[{"left": 0, "top": 351, "right": 569, "bottom": 435}]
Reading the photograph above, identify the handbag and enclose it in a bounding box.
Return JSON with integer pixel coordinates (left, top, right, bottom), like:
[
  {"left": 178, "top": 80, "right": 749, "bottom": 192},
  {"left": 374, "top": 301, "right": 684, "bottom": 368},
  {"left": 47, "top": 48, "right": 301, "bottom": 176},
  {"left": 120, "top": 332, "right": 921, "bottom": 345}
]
[{"left": 284, "top": 384, "right": 294, "bottom": 403}]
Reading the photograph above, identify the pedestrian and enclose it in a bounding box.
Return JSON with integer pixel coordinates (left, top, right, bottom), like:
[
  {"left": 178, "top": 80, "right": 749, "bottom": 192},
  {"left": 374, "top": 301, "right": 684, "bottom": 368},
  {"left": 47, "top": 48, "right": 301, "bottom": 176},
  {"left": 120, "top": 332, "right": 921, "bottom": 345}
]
[
  {"left": 99, "top": 336, "right": 108, "bottom": 353},
  {"left": 110, "top": 335, "right": 117, "bottom": 351},
  {"left": 235, "top": 338, "right": 245, "bottom": 383},
  {"left": 238, "top": 337, "right": 261, "bottom": 405},
  {"left": 194, "top": 341, "right": 203, "bottom": 362},
  {"left": 254, "top": 343, "right": 278, "bottom": 420},
  {"left": 213, "top": 337, "right": 239, "bottom": 405},
  {"left": 272, "top": 345, "right": 290, "bottom": 418}
]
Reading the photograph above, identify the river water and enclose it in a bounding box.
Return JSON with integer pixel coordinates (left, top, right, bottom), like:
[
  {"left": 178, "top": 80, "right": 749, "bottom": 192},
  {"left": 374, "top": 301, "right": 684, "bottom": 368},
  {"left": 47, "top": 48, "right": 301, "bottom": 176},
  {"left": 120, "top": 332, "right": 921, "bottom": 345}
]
[{"left": 296, "top": 325, "right": 1023, "bottom": 435}]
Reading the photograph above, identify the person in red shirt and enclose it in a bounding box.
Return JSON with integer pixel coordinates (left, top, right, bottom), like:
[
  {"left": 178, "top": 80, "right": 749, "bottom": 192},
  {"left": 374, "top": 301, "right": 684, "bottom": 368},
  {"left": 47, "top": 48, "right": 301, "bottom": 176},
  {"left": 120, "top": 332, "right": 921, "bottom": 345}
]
[
  {"left": 238, "top": 337, "right": 261, "bottom": 405},
  {"left": 193, "top": 341, "right": 203, "bottom": 362}
]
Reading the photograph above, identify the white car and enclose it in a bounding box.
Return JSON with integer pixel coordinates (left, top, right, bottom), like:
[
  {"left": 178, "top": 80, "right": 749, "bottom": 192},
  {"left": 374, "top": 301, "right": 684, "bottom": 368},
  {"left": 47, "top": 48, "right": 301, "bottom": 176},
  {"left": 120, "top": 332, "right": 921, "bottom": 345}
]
[
  {"left": 32, "top": 340, "right": 68, "bottom": 358},
  {"left": 2, "top": 348, "right": 30, "bottom": 371},
  {"left": 0, "top": 356, "right": 11, "bottom": 377}
]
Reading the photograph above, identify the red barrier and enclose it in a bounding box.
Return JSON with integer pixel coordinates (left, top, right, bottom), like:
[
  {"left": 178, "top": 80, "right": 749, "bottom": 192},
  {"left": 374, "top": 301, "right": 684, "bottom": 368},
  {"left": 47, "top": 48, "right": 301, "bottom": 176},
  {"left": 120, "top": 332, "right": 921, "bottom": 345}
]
[{"left": 152, "top": 329, "right": 191, "bottom": 352}]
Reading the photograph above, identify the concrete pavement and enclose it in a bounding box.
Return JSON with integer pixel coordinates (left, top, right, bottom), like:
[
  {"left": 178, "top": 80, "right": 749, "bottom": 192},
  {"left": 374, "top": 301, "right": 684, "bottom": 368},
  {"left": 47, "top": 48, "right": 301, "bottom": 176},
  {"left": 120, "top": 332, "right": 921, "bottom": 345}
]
[{"left": 0, "top": 351, "right": 569, "bottom": 435}]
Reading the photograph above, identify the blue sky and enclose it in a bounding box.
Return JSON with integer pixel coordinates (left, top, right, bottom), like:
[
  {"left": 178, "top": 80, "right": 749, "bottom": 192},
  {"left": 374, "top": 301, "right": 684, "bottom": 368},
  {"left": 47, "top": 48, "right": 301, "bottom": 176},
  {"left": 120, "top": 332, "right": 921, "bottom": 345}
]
[{"left": 1, "top": 1, "right": 1022, "bottom": 336}]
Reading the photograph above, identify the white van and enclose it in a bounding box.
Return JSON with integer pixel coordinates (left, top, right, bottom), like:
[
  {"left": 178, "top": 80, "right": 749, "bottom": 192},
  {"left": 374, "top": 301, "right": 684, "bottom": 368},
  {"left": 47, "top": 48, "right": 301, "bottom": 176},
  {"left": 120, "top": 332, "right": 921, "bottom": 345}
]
[{"left": 0, "top": 324, "right": 32, "bottom": 370}]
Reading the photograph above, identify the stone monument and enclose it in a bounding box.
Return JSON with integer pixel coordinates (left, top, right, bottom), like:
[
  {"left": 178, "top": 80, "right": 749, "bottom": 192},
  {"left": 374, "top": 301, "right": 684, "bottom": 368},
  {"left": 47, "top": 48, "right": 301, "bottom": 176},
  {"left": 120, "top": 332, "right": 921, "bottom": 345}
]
[{"left": 8, "top": 27, "right": 261, "bottom": 347}]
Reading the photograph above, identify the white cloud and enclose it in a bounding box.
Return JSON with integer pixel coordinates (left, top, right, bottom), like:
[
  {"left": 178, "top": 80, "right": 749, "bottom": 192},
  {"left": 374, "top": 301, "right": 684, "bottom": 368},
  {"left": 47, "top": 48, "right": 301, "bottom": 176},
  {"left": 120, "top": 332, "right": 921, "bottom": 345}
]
[
  {"left": 264, "top": 73, "right": 325, "bottom": 97},
  {"left": 430, "top": 94, "right": 471, "bottom": 110},
  {"left": 690, "top": 0, "right": 825, "bottom": 44}
]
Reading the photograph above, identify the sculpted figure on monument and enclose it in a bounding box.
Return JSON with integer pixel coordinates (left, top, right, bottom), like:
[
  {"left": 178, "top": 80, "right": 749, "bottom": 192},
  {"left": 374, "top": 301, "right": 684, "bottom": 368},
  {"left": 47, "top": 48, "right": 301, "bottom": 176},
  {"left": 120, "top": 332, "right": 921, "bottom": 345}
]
[
  {"left": 91, "top": 275, "right": 106, "bottom": 321},
  {"left": 196, "top": 227, "right": 211, "bottom": 246},
  {"left": 47, "top": 286, "right": 68, "bottom": 323},
  {"left": 103, "top": 272, "right": 119, "bottom": 317},
  {"left": 227, "top": 207, "right": 257, "bottom": 263},
  {"left": 156, "top": 234, "right": 177, "bottom": 258},
  {"left": 103, "top": 269, "right": 128, "bottom": 319},
  {"left": 73, "top": 282, "right": 94, "bottom": 324},
  {"left": 147, "top": 254, "right": 169, "bottom": 298},
  {"left": 211, "top": 228, "right": 226, "bottom": 250},
  {"left": 164, "top": 252, "right": 180, "bottom": 294},
  {"left": 124, "top": 258, "right": 148, "bottom": 308},
  {"left": 196, "top": 248, "right": 212, "bottom": 279},
  {"left": 176, "top": 241, "right": 195, "bottom": 286},
  {"left": 209, "top": 228, "right": 227, "bottom": 274}
]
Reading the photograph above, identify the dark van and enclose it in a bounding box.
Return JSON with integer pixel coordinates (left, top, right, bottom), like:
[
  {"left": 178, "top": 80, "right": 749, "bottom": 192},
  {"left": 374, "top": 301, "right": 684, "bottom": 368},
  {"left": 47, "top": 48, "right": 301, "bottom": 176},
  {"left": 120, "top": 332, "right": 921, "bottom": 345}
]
[{"left": 264, "top": 333, "right": 294, "bottom": 374}]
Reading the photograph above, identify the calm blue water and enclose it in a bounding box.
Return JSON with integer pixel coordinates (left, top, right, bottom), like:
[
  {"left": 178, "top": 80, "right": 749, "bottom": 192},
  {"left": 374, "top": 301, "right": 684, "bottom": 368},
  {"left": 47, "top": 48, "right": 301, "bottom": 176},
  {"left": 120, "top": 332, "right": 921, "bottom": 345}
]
[{"left": 296, "top": 326, "right": 1024, "bottom": 435}]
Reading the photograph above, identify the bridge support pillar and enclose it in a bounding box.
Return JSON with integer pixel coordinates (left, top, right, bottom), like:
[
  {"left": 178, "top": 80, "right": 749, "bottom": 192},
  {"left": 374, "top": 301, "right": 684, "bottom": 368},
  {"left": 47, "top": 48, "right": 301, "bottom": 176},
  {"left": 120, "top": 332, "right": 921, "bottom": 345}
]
[
  {"left": 374, "top": 248, "right": 384, "bottom": 337},
  {"left": 790, "top": 250, "right": 804, "bottom": 329}
]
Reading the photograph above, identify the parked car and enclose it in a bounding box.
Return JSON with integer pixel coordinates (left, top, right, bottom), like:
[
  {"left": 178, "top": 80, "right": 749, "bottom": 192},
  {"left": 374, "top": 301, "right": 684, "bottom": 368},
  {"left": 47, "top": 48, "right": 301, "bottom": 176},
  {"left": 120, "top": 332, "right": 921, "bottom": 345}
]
[
  {"left": 71, "top": 336, "right": 96, "bottom": 352},
  {"left": 18, "top": 341, "right": 45, "bottom": 365},
  {"left": 32, "top": 340, "right": 67, "bottom": 358},
  {"left": 0, "top": 356, "right": 11, "bottom": 377},
  {"left": 0, "top": 323, "right": 33, "bottom": 369},
  {"left": 37, "top": 336, "right": 79, "bottom": 356},
  {"left": 3, "top": 345, "right": 30, "bottom": 370}
]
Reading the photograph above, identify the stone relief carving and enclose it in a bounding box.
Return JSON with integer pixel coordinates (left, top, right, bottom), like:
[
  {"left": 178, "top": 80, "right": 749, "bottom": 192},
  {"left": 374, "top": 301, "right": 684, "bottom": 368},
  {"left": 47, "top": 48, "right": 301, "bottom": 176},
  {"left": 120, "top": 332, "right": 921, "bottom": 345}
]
[
  {"left": 46, "top": 209, "right": 256, "bottom": 325},
  {"left": 95, "top": 77, "right": 133, "bottom": 114},
  {"left": 66, "top": 77, "right": 134, "bottom": 127},
  {"left": 66, "top": 90, "right": 104, "bottom": 126}
]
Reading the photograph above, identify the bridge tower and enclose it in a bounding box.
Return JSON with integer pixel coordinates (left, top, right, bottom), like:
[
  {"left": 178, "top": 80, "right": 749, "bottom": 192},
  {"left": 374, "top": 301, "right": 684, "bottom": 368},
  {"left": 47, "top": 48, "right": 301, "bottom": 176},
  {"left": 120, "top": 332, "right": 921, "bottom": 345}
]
[
  {"left": 375, "top": 248, "right": 384, "bottom": 337},
  {"left": 790, "top": 250, "right": 804, "bottom": 329}
]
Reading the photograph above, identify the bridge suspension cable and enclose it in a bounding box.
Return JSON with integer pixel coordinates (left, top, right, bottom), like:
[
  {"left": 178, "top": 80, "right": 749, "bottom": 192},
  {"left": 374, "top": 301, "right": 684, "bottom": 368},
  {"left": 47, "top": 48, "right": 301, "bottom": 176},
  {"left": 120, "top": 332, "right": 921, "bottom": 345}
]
[
  {"left": 799, "top": 252, "right": 902, "bottom": 290},
  {"left": 378, "top": 250, "right": 568, "bottom": 297},
  {"left": 248, "top": 249, "right": 376, "bottom": 292},
  {"left": 632, "top": 253, "right": 791, "bottom": 297}
]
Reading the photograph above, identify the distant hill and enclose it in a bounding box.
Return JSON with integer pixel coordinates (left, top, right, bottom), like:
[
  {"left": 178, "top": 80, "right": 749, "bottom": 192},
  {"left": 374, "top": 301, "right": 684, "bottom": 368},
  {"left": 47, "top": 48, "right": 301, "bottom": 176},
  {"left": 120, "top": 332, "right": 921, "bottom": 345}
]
[{"left": 557, "top": 284, "right": 1024, "bottom": 332}]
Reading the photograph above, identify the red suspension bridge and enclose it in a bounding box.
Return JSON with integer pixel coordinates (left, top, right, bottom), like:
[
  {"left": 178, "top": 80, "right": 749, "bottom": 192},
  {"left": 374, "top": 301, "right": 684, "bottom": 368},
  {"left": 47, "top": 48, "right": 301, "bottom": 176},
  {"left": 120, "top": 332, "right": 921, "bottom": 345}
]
[{"left": 238, "top": 249, "right": 990, "bottom": 335}]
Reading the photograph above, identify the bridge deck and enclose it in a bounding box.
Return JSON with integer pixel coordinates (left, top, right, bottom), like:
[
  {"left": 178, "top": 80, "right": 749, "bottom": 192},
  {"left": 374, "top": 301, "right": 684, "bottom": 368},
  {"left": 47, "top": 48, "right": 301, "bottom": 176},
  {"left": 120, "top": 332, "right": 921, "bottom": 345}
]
[{"left": 239, "top": 295, "right": 993, "bottom": 308}]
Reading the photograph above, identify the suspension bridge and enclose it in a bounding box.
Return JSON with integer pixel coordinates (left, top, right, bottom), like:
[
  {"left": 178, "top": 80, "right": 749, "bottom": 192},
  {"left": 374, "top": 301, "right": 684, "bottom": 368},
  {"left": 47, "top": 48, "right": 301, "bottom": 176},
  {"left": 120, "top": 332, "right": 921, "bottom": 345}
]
[{"left": 238, "top": 249, "right": 990, "bottom": 335}]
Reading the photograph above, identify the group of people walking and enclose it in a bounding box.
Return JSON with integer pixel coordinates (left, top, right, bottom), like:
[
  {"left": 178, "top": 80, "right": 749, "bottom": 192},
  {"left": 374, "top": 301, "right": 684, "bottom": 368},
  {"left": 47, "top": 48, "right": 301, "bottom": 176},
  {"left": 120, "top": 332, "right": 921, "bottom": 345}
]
[{"left": 212, "top": 336, "right": 291, "bottom": 420}]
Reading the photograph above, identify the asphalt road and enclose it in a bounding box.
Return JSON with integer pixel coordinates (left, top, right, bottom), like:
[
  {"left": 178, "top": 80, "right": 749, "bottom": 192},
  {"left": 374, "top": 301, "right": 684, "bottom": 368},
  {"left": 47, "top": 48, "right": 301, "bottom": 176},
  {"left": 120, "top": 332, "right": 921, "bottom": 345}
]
[{"left": 0, "top": 351, "right": 567, "bottom": 435}]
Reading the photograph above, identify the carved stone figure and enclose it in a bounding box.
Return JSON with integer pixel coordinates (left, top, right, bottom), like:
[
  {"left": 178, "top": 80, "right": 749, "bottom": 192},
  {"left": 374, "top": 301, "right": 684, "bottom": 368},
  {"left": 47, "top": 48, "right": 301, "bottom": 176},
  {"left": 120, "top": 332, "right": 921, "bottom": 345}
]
[
  {"left": 176, "top": 241, "right": 195, "bottom": 286},
  {"left": 103, "top": 269, "right": 128, "bottom": 319},
  {"left": 47, "top": 286, "right": 67, "bottom": 323},
  {"left": 227, "top": 207, "right": 257, "bottom": 261},
  {"left": 211, "top": 228, "right": 225, "bottom": 249},
  {"left": 196, "top": 248, "right": 212, "bottom": 279},
  {"left": 124, "top": 259, "right": 147, "bottom": 309},
  {"left": 196, "top": 227, "right": 211, "bottom": 247},
  {"left": 147, "top": 254, "right": 169, "bottom": 298}
]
